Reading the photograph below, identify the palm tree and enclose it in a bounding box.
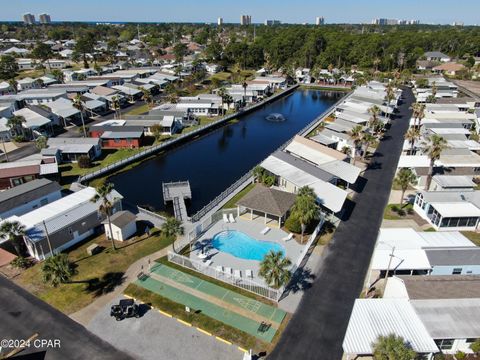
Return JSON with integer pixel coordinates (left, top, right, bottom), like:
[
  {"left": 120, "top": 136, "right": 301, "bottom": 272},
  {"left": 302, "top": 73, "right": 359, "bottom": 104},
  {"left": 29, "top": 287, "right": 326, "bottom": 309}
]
[
  {"left": 242, "top": 80, "right": 248, "bottom": 105},
  {"left": 91, "top": 183, "right": 118, "bottom": 251},
  {"left": 72, "top": 94, "right": 87, "bottom": 137},
  {"left": 292, "top": 187, "right": 320, "bottom": 242},
  {"left": 259, "top": 251, "right": 292, "bottom": 289},
  {"left": 110, "top": 95, "right": 121, "bottom": 119},
  {"left": 42, "top": 254, "right": 77, "bottom": 287},
  {"left": 385, "top": 83, "right": 395, "bottom": 119},
  {"left": 0, "top": 221, "right": 26, "bottom": 256},
  {"left": 422, "top": 134, "right": 448, "bottom": 190},
  {"left": 368, "top": 105, "right": 381, "bottom": 131},
  {"left": 217, "top": 86, "right": 228, "bottom": 114},
  {"left": 7, "top": 115, "right": 26, "bottom": 138},
  {"left": 349, "top": 125, "right": 363, "bottom": 164},
  {"left": 8, "top": 79, "right": 17, "bottom": 94},
  {"left": 35, "top": 135, "right": 48, "bottom": 150},
  {"left": 372, "top": 334, "right": 417, "bottom": 360},
  {"left": 161, "top": 217, "right": 183, "bottom": 253},
  {"left": 411, "top": 102, "right": 425, "bottom": 127},
  {"left": 140, "top": 87, "right": 153, "bottom": 108},
  {"left": 404, "top": 127, "right": 421, "bottom": 154},
  {"left": 50, "top": 69, "right": 64, "bottom": 83},
  {"left": 394, "top": 168, "right": 418, "bottom": 205},
  {"left": 361, "top": 133, "right": 376, "bottom": 160}
]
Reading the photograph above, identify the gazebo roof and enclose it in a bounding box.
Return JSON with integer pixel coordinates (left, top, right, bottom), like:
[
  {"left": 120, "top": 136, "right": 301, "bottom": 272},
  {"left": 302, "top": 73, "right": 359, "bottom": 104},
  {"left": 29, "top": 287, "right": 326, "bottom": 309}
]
[{"left": 236, "top": 184, "right": 296, "bottom": 217}]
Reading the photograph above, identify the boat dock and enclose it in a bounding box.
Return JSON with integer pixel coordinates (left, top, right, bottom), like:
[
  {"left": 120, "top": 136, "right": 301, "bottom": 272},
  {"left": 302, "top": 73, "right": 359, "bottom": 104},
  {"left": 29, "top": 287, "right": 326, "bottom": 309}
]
[{"left": 162, "top": 181, "right": 192, "bottom": 222}]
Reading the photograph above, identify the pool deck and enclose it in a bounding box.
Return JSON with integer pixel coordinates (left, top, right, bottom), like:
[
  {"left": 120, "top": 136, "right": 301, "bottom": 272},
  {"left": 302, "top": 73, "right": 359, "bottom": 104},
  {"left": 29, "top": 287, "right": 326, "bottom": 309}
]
[{"left": 190, "top": 218, "right": 305, "bottom": 283}]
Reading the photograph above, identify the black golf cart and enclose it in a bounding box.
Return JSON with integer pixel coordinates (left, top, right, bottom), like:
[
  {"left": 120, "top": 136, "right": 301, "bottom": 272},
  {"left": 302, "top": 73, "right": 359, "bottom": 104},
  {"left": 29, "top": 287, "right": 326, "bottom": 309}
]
[{"left": 110, "top": 299, "right": 140, "bottom": 321}]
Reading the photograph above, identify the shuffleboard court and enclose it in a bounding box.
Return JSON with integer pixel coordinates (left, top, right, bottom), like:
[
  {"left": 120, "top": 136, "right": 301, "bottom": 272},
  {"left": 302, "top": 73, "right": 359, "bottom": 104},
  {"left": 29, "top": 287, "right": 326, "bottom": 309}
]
[
  {"left": 135, "top": 275, "right": 279, "bottom": 342},
  {"left": 150, "top": 263, "right": 286, "bottom": 325}
]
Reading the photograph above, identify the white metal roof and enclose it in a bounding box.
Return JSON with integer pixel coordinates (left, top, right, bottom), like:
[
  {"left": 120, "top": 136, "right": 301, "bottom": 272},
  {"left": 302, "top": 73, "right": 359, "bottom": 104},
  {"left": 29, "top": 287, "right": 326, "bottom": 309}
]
[
  {"left": 371, "top": 248, "right": 431, "bottom": 271},
  {"left": 430, "top": 128, "right": 471, "bottom": 135},
  {"left": 377, "top": 228, "right": 475, "bottom": 249},
  {"left": 260, "top": 155, "right": 348, "bottom": 212},
  {"left": 412, "top": 299, "right": 480, "bottom": 339},
  {"left": 13, "top": 108, "right": 51, "bottom": 129},
  {"left": 398, "top": 155, "right": 433, "bottom": 168},
  {"left": 112, "top": 85, "right": 141, "bottom": 96},
  {"left": 433, "top": 175, "right": 476, "bottom": 188},
  {"left": 342, "top": 299, "right": 438, "bottom": 355},
  {"left": 430, "top": 202, "right": 480, "bottom": 217},
  {"left": 319, "top": 160, "right": 361, "bottom": 184},
  {"left": 5, "top": 187, "right": 122, "bottom": 241}
]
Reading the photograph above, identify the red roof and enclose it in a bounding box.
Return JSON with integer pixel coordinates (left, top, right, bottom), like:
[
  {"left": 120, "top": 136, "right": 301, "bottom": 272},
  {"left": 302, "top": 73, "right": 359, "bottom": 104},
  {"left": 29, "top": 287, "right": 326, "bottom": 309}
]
[{"left": 0, "top": 165, "right": 40, "bottom": 179}]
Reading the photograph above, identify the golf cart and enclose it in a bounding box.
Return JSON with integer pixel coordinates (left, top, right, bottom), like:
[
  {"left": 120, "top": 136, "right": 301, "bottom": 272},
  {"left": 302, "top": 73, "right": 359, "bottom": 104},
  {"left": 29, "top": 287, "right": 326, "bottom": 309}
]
[{"left": 110, "top": 299, "right": 140, "bottom": 321}]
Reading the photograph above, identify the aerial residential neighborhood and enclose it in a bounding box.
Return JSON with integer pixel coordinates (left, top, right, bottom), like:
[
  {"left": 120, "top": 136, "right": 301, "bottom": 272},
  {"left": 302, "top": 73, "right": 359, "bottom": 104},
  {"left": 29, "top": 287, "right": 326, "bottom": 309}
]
[{"left": 0, "top": 2, "right": 480, "bottom": 360}]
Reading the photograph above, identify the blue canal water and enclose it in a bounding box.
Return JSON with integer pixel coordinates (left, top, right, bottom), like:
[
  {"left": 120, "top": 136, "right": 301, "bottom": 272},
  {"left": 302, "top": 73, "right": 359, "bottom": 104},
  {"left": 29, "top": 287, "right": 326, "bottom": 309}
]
[
  {"left": 110, "top": 89, "right": 343, "bottom": 214},
  {"left": 211, "top": 230, "right": 285, "bottom": 261}
]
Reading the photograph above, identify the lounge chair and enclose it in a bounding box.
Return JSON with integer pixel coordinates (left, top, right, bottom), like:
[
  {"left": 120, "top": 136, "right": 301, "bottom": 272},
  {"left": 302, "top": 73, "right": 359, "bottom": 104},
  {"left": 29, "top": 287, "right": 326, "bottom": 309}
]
[
  {"left": 229, "top": 214, "right": 236, "bottom": 223},
  {"left": 223, "top": 214, "right": 230, "bottom": 223},
  {"left": 282, "top": 233, "right": 294, "bottom": 241},
  {"left": 234, "top": 269, "right": 242, "bottom": 278},
  {"left": 204, "top": 259, "right": 212, "bottom": 267},
  {"left": 261, "top": 227, "right": 270, "bottom": 235},
  {"left": 216, "top": 265, "right": 224, "bottom": 272},
  {"left": 225, "top": 267, "right": 232, "bottom": 276},
  {"left": 246, "top": 269, "right": 253, "bottom": 278}
]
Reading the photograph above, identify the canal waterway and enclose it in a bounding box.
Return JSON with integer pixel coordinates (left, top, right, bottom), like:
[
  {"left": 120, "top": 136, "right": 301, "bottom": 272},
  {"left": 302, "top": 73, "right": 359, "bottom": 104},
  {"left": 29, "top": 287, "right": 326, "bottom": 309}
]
[{"left": 110, "top": 89, "right": 344, "bottom": 215}]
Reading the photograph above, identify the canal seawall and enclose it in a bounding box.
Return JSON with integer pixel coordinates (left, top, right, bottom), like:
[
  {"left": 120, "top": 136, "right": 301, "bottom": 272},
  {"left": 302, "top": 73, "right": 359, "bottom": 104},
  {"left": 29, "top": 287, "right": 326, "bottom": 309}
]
[
  {"left": 188, "top": 90, "right": 353, "bottom": 223},
  {"left": 78, "top": 84, "right": 300, "bottom": 183}
]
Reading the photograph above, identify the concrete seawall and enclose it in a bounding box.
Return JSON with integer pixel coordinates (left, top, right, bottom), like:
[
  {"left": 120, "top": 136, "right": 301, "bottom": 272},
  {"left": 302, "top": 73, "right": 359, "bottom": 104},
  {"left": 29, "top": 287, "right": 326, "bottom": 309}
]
[{"left": 79, "top": 84, "right": 300, "bottom": 183}]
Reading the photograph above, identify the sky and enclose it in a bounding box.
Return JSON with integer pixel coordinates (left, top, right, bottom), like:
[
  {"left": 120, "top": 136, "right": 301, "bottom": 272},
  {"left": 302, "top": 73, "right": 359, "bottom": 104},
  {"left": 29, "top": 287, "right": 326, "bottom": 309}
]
[{"left": 2, "top": 0, "right": 479, "bottom": 25}]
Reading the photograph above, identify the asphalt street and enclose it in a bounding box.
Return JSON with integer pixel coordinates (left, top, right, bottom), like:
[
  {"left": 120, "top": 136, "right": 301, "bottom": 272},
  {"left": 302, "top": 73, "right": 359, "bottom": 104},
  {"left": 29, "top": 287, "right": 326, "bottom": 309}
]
[
  {"left": 0, "top": 276, "right": 133, "bottom": 360},
  {"left": 268, "top": 87, "right": 414, "bottom": 360}
]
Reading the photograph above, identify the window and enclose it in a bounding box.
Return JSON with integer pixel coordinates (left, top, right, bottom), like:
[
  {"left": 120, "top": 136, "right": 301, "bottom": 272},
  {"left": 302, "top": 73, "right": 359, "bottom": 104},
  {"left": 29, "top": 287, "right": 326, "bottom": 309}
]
[
  {"left": 40, "top": 198, "right": 48, "bottom": 206},
  {"left": 452, "top": 268, "right": 462, "bottom": 275},
  {"left": 68, "top": 228, "right": 73, "bottom": 235},
  {"left": 435, "top": 339, "right": 454, "bottom": 350},
  {"left": 466, "top": 338, "right": 476, "bottom": 343}
]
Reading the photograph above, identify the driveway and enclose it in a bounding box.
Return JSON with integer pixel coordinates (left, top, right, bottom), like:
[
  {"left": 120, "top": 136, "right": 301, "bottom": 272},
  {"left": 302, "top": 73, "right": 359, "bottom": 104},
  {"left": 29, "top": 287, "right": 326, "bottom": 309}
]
[
  {"left": 268, "top": 87, "right": 415, "bottom": 360},
  {"left": 87, "top": 296, "right": 243, "bottom": 360}
]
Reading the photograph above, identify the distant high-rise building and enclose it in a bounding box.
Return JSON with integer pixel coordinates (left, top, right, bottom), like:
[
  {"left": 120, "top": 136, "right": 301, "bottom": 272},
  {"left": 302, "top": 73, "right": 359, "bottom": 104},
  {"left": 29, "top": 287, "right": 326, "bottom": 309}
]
[
  {"left": 23, "top": 13, "right": 35, "bottom": 25},
  {"left": 452, "top": 21, "right": 464, "bottom": 26},
  {"left": 373, "top": 18, "right": 419, "bottom": 25},
  {"left": 264, "top": 19, "right": 281, "bottom": 26},
  {"left": 240, "top": 15, "right": 252, "bottom": 25},
  {"left": 39, "top": 13, "right": 51, "bottom": 24},
  {"left": 217, "top": 17, "right": 223, "bottom": 26},
  {"left": 315, "top": 16, "right": 325, "bottom": 25}
]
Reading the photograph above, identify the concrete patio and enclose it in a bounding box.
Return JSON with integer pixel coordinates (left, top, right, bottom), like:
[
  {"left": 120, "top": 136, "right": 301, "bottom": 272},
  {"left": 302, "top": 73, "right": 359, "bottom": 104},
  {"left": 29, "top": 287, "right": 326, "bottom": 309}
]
[{"left": 190, "top": 217, "right": 305, "bottom": 284}]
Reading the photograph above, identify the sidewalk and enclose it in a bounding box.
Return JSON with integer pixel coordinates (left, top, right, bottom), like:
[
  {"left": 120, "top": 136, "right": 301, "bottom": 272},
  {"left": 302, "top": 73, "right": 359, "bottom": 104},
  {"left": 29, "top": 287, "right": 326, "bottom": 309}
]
[{"left": 70, "top": 243, "right": 173, "bottom": 326}]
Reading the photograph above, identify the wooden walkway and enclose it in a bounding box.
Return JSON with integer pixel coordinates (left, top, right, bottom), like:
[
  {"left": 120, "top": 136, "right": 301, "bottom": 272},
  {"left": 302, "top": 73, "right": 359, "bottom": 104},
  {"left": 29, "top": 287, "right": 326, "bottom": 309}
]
[{"left": 162, "top": 181, "right": 191, "bottom": 222}]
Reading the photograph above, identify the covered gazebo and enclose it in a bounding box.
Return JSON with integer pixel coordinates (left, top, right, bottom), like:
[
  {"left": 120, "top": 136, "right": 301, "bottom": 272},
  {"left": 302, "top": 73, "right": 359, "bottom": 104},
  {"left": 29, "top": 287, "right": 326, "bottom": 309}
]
[{"left": 236, "top": 184, "right": 296, "bottom": 228}]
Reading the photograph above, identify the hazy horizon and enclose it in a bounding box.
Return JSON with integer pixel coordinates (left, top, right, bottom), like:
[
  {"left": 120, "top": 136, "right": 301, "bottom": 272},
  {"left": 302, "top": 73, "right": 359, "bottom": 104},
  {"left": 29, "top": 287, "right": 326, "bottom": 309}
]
[{"left": 3, "top": 0, "right": 479, "bottom": 25}]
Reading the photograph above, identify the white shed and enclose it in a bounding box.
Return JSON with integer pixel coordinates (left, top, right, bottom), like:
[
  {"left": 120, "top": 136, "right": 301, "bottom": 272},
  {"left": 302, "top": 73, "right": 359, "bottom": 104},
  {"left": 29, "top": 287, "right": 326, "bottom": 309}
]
[{"left": 103, "top": 210, "right": 137, "bottom": 241}]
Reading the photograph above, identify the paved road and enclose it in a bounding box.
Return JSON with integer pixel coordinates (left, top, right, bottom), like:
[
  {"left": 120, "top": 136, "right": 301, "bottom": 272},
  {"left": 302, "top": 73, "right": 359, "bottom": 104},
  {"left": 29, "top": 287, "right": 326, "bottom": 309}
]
[
  {"left": 0, "top": 276, "right": 133, "bottom": 360},
  {"left": 269, "top": 87, "right": 414, "bottom": 360},
  {"left": 0, "top": 142, "right": 38, "bottom": 162},
  {"left": 88, "top": 296, "right": 242, "bottom": 360}
]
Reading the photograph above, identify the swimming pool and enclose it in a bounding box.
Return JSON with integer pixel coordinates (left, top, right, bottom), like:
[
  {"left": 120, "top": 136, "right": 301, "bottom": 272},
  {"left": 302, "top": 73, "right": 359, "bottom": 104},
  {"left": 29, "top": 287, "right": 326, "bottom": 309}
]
[{"left": 211, "top": 230, "right": 285, "bottom": 261}]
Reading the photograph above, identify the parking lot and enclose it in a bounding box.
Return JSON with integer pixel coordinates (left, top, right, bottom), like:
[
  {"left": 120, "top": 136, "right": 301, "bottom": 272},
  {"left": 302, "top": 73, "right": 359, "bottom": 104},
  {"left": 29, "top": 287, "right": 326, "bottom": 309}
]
[{"left": 87, "top": 296, "right": 243, "bottom": 360}]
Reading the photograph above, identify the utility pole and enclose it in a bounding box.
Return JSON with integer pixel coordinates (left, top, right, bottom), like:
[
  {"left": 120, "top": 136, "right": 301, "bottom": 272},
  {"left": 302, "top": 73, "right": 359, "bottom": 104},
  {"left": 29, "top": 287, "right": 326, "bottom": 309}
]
[
  {"left": 382, "top": 246, "right": 395, "bottom": 295},
  {"left": 1, "top": 137, "right": 9, "bottom": 162},
  {"left": 43, "top": 220, "right": 54, "bottom": 257}
]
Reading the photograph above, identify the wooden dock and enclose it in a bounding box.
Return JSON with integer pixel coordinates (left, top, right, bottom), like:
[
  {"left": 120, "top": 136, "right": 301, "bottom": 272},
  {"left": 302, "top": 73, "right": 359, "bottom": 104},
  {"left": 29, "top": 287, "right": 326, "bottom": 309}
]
[{"left": 162, "top": 181, "right": 191, "bottom": 222}]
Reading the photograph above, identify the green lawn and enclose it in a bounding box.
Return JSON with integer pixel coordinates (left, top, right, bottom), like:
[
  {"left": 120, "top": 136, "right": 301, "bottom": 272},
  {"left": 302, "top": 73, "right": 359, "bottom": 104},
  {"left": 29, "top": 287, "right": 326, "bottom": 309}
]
[
  {"left": 124, "top": 103, "right": 150, "bottom": 116},
  {"left": 209, "top": 71, "right": 232, "bottom": 82},
  {"left": 15, "top": 229, "right": 174, "bottom": 314},
  {"left": 221, "top": 183, "right": 255, "bottom": 209},
  {"left": 59, "top": 148, "right": 147, "bottom": 182},
  {"left": 461, "top": 231, "right": 480, "bottom": 246},
  {"left": 383, "top": 203, "right": 414, "bottom": 220},
  {"left": 16, "top": 69, "right": 45, "bottom": 80}
]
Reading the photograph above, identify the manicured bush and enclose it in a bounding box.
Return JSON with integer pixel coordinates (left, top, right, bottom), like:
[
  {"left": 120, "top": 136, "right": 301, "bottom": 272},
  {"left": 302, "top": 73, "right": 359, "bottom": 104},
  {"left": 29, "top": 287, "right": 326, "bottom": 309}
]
[
  {"left": 470, "top": 339, "right": 480, "bottom": 354},
  {"left": 285, "top": 213, "right": 302, "bottom": 233},
  {"left": 77, "top": 155, "right": 91, "bottom": 169},
  {"left": 390, "top": 205, "right": 399, "bottom": 213},
  {"left": 455, "top": 351, "right": 466, "bottom": 360},
  {"left": 10, "top": 256, "right": 32, "bottom": 269},
  {"left": 397, "top": 209, "right": 406, "bottom": 216}
]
